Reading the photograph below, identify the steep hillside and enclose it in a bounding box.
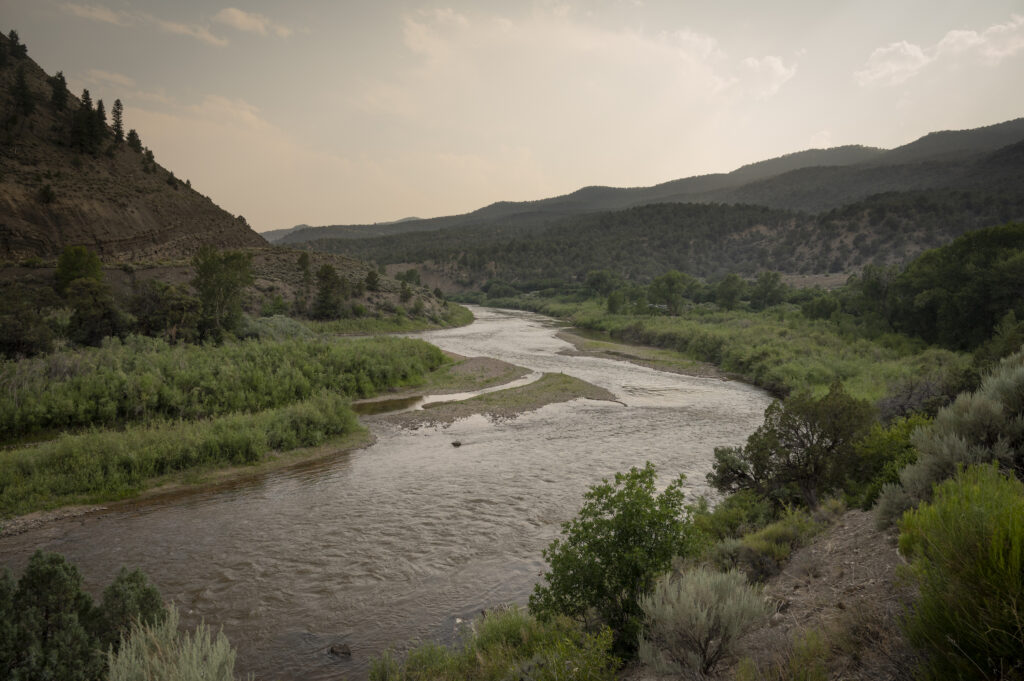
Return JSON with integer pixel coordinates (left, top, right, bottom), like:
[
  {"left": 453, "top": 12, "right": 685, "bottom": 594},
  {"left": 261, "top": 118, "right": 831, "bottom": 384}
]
[{"left": 0, "top": 32, "right": 266, "bottom": 261}]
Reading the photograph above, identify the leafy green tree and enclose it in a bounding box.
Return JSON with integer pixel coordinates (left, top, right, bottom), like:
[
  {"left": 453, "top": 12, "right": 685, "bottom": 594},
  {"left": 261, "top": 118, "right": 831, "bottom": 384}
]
[
  {"left": 67, "top": 278, "right": 132, "bottom": 346},
  {"left": 399, "top": 281, "right": 412, "bottom": 303},
  {"left": 111, "top": 98, "right": 124, "bottom": 142},
  {"left": 708, "top": 382, "right": 875, "bottom": 508},
  {"left": 49, "top": 71, "right": 69, "bottom": 109},
  {"left": 607, "top": 289, "right": 626, "bottom": 314},
  {"left": 715, "top": 273, "right": 746, "bottom": 311},
  {"left": 529, "top": 462, "right": 701, "bottom": 654},
  {"left": 55, "top": 244, "right": 103, "bottom": 295},
  {"left": 748, "top": 271, "right": 786, "bottom": 310},
  {"left": 191, "top": 246, "right": 253, "bottom": 339},
  {"left": 130, "top": 280, "right": 201, "bottom": 343},
  {"left": 585, "top": 269, "right": 623, "bottom": 297},
  {"left": 648, "top": 271, "right": 698, "bottom": 315}
]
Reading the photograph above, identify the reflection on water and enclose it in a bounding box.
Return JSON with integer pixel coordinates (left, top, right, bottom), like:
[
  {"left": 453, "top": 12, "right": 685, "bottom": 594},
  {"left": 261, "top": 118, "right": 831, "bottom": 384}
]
[{"left": 0, "top": 306, "right": 771, "bottom": 680}]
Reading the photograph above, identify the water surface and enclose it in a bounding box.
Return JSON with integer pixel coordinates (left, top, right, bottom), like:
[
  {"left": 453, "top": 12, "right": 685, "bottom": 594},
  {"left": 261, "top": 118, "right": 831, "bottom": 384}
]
[{"left": 0, "top": 306, "right": 771, "bottom": 679}]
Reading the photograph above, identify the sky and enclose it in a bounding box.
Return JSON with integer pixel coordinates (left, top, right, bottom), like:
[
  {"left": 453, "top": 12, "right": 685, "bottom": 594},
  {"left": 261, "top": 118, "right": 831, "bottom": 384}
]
[{"left": 5, "top": 1, "right": 1024, "bottom": 232}]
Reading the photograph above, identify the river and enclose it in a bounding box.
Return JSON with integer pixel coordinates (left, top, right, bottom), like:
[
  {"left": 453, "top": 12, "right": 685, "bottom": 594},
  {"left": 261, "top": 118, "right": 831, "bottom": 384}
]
[{"left": 0, "top": 306, "right": 771, "bottom": 679}]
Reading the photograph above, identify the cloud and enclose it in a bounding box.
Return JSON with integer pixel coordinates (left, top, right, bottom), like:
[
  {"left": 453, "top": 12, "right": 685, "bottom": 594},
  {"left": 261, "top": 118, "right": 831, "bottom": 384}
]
[
  {"left": 741, "top": 55, "right": 797, "bottom": 98},
  {"left": 86, "top": 69, "right": 135, "bottom": 89},
  {"left": 61, "top": 3, "right": 229, "bottom": 46},
  {"left": 153, "top": 18, "right": 228, "bottom": 46},
  {"left": 857, "top": 14, "right": 1024, "bottom": 86},
  {"left": 213, "top": 8, "right": 292, "bottom": 38},
  {"left": 61, "top": 3, "right": 131, "bottom": 26}
]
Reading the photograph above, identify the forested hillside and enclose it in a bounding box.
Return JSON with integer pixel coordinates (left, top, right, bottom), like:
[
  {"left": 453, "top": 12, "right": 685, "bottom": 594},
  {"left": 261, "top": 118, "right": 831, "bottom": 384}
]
[{"left": 306, "top": 184, "right": 1024, "bottom": 287}]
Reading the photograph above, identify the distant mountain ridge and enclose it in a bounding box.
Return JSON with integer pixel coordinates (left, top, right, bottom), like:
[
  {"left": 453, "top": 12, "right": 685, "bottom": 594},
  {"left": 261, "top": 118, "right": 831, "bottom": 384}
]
[
  {"left": 0, "top": 32, "right": 265, "bottom": 260},
  {"left": 274, "top": 118, "right": 1024, "bottom": 245}
]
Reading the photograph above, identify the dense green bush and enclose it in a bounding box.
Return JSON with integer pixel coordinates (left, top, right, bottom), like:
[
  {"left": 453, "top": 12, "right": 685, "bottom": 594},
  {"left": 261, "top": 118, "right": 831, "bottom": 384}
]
[
  {"left": 0, "top": 335, "right": 445, "bottom": 442},
  {"left": 529, "top": 463, "right": 702, "bottom": 654},
  {"left": 848, "top": 414, "right": 929, "bottom": 509},
  {"left": 708, "top": 383, "right": 874, "bottom": 509},
  {"left": 875, "top": 349, "right": 1024, "bottom": 526},
  {"left": 639, "top": 567, "right": 770, "bottom": 676},
  {"left": 108, "top": 604, "right": 247, "bottom": 681},
  {"left": 369, "top": 607, "right": 617, "bottom": 681},
  {"left": 898, "top": 464, "right": 1024, "bottom": 680},
  {"left": 0, "top": 391, "right": 360, "bottom": 516},
  {"left": 0, "top": 551, "right": 165, "bottom": 681},
  {"left": 690, "top": 489, "right": 777, "bottom": 543}
]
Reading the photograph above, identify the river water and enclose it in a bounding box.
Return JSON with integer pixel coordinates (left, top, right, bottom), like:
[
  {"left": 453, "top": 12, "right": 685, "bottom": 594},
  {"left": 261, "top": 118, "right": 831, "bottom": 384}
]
[{"left": 0, "top": 307, "right": 771, "bottom": 680}]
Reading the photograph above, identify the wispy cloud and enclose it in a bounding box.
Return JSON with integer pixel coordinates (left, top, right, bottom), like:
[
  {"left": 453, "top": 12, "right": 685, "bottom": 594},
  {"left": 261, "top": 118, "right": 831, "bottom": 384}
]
[
  {"left": 61, "top": 3, "right": 131, "bottom": 26},
  {"left": 213, "top": 8, "right": 292, "bottom": 38},
  {"left": 61, "top": 3, "right": 229, "bottom": 47},
  {"left": 153, "top": 19, "right": 227, "bottom": 46},
  {"left": 857, "top": 14, "right": 1024, "bottom": 86},
  {"left": 86, "top": 68, "right": 135, "bottom": 89}
]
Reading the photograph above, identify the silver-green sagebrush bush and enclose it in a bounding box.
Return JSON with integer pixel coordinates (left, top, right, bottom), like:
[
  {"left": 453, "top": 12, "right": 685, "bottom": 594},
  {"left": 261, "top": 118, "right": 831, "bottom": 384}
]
[
  {"left": 639, "top": 566, "right": 771, "bottom": 677},
  {"left": 875, "top": 349, "right": 1024, "bottom": 527},
  {"left": 108, "top": 604, "right": 250, "bottom": 681}
]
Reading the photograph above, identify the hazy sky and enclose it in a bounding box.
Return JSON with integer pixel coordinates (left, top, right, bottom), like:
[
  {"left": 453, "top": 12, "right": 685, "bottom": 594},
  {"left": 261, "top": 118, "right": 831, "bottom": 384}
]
[{"left": 6, "top": 1, "right": 1024, "bottom": 231}]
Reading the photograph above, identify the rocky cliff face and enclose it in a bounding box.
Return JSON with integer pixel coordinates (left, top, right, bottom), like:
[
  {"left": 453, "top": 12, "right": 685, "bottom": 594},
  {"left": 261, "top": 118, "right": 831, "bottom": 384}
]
[{"left": 0, "top": 32, "right": 266, "bottom": 261}]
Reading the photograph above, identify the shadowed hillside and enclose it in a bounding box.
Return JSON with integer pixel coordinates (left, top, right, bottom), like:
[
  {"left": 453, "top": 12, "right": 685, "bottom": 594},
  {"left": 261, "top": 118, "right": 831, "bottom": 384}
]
[{"left": 0, "top": 31, "right": 266, "bottom": 261}]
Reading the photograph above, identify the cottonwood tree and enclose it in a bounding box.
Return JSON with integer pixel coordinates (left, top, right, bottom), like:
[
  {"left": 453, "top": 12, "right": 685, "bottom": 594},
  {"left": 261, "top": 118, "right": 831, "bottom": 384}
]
[{"left": 191, "top": 246, "right": 253, "bottom": 339}]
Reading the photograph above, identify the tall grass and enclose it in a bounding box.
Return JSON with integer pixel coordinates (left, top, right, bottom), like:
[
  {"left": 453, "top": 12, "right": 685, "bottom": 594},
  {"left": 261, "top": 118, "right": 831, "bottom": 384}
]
[
  {"left": 0, "top": 391, "right": 360, "bottom": 517},
  {"left": 0, "top": 334, "right": 446, "bottom": 442}
]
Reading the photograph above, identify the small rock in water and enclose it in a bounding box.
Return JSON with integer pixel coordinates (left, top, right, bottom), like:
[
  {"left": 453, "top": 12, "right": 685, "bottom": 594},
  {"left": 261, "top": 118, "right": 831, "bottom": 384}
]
[
  {"left": 330, "top": 643, "right": 352, "bottom": 657},
  {"left": 451, "top": 441, "right": 462, "bottom": 447}
]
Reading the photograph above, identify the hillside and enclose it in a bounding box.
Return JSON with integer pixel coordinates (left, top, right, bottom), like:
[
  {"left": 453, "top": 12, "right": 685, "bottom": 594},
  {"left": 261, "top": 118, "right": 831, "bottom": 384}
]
[
  {"left": 274, "top": 119, "right": 1024, "bottom": 245},
  {"left": 0, "top": 32, "right": 266, "bottom": 261}
]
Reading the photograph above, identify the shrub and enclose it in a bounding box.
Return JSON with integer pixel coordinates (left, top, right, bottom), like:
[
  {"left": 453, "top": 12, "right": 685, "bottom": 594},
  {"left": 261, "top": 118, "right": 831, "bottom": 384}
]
[
  {"left": 108, "top": 604, "right": 247, "bottom": 681},
  {"left": 708, "top": 382, "right": 874, "bottom": 509},
  {"left": 529, "top": 462, "right": 702, "bottom": 654},
  {"left": 735, "top": 629, "right": 829, "bottom": 681},
  {"left": 897, "top": 464, "right": 1024, "bottom": 680},
  {"left": 369, "top": 607, "right": 617, "bottom": 681},
  {"left": 691, "top": 489, "right": 777, "bottom": 543},
  {"left": 875, "top": 349, "right": 1024, "bottom": 527},
  {"left": 848, "top": 414, "right": 930, "bottom": 509},
  {"left": 709, "top": 508, "right": 823, "bottom": 582},
  {"left": 639, "top": 567, "right": 770, "bottom": 676},
  {"left": 0, "top": 551, "right": 166, "bottom": 681}
]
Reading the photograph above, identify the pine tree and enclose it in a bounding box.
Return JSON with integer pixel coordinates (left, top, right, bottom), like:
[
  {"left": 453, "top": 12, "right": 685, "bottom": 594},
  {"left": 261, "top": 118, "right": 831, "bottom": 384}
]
[
  {"left": 126, "top": 128, "right": 142, "bottom": 152},
  {"left": 49, "top": 71, "right": 68, "bottom": 109},
  {"left": 94, "top": 99, "right": 107, "bottom": 140},
  {"left": 80, "top": 88, "right": 92, "bottom": 111},
  {"left": 7, "top": 30, "right": 27, "bottom": 58},
  {"left": 111, "top": 98, "right": 124, "bottom": 142},
  {"left": 12, "top": 64, "right": 33, "bottom": 115}
]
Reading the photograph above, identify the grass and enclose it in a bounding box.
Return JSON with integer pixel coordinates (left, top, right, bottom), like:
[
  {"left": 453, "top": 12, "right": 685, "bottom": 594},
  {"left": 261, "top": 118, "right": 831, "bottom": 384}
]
[{"left": 0, "top": 391, "right": 362, "bottom": 518}]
